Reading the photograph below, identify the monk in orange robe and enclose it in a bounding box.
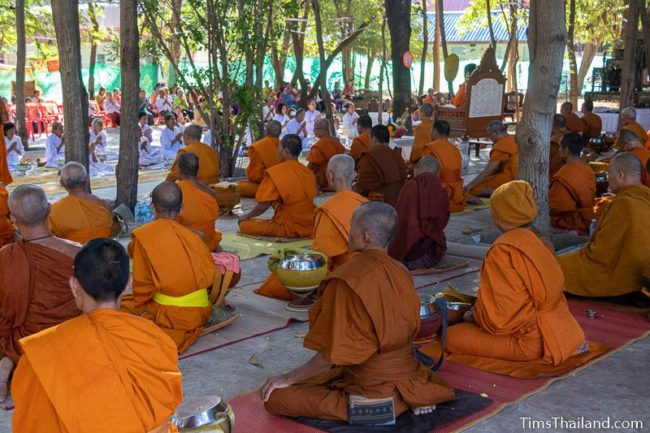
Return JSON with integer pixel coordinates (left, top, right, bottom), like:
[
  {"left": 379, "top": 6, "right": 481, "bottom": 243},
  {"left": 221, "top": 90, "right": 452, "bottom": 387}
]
[
  {"left": 618, "top": 129, "right": 650, "bottom": 187},
  {"left": 0, "top": 99, "right": 13, "bottom": 186},
  {"left": 48, "top": 162, "right": 113, "bottom": 244},
  {"left": 549, "top": 114, "right": 568, "bottom": 178},
  {"left": 451, "top": 63, "right": 477, "bottom": 107},
  {"left": 0, "top": 183, "right": 14, "bottom": 247},
  {"left": 549, "top": 133, "right": 596, "bottom": 235},
  {"left": 465, "top": 120, "right": 519, "bottom": 197},
  {"left": 349, "top": 115, "right": 372, "bottom": 167},
  {"left": 238, "top": 120, "right": 281, "bottom": 198},
  {"left": 354, "top": 125, "right": 407, "bottom": 207},
  {"left": 560, "top": 152, "right": 650, "bottom": 298},
  {"left": 616, "top": 106, "right": 649, "bottom": 149},
  {"left": 581, "top": 100, "right": 602, "bottom": 141},
  {"left": 13, "top": 238, "right": 182, "bottom": 433},
  {"left": 389, "top": 156, "right": 449, "bottom": 270},
  {"left": 560, "top": 102, "right": 587, "bottom": 135},
  {"left": 448, "top": 181, "right": 587, "bottom": 373},
  {"left": 122, "top": 181, "right": 215, "bottom": 353},
  {"left": 262, "top": 202, "right": 455, "bottom": 422},
  {"left": 307, "top": 119, "right": 345, "bottom": 189},
  {"left": 421, "top": 120, "right": 467, "bottom": 211},
  {"left": 0, "top": 185, "right": 80, "bottom": 401},
  {"left": 239, "top": 134, "right": 316, "bottom": 238},
  {"left": 410, "top": 103, "right": 434, "bottom": 163},
  {"left": 256, "top": 154, "right": 366, "bottom": 300},
  {"left": 176, "top": 153, "right": 222, "bottom": 251},
  {"left": 167, "top": 124, "right": 220, "bottom": 185}
]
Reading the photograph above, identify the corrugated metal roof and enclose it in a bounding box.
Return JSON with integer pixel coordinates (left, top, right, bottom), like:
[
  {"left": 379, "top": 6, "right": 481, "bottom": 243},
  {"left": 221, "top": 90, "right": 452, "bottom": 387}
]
[
  {"left": 414, "top": 0, "right": 472, "bottom": 12},
  {"left": 419, "top": 11, "right": 528, "bottom": 43}
]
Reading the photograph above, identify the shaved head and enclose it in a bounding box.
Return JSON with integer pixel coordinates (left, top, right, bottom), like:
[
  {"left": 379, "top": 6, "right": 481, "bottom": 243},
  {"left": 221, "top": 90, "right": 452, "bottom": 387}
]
[
  {"left": 553, "top": 114, "right": 566, "bottom": 129},
  {"left": 619, "top": 129, "right": 642, "bottom": 147},
  {"left": 621, "top": 106, "right": 637, "bottom": 120},
  {"left": 266, "top": 120, "right": 282, "bottom": 137},
  {"left": 327, "top": 154, "right": 355, "bottom": 186},
  {"left": 61, "top": 161, "right": 89, "bottom": 188},
  {"left": 152, "top": 181, "right": 183, "bottom": 216},
  {"left": 610, "top": 152, "right": 643, "bottom": 179},
  {"left": 9, "top": 185, "right": 50, "bottom": 226},
  {"left": 420, "top": 103, "right": 434, "bottom": 118},
  {"left": 315, "top": 119, "right": 331, "bottom": 135},
  {"left": 350, "top": 202, "right": 398, "bottom": 249},
  {"left": 178, "top": 152, "right": 199, "bottom": 177},
  {"left": 415, "top": 156, "right": 440, "bottom": 176},
  {"left": 183, "top": 124, "right": 203, "bottom": 142},
  {"left": 560, "top": 102, "right": 573, "bottom": 113}
]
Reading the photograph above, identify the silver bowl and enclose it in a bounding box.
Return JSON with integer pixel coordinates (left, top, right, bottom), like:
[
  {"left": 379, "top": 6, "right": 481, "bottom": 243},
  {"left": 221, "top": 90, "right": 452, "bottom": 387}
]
[
  {"left": 171, "top": 396, "right": 235, "bottom": 432},
  {"left": 278, "top": 253, "right": 327, "bottom": 271}
]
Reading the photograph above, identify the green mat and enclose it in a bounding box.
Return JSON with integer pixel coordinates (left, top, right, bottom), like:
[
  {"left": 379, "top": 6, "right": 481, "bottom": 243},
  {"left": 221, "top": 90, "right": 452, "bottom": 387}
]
[{"left": 220, "top": 232, "right": 313, "bottom": 260}]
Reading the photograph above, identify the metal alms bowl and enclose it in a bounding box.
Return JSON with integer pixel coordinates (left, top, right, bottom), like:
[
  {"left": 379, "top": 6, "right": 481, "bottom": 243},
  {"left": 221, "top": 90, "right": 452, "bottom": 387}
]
[
  {"left": 276, "top": 253, "right": 328, "bottom": 289},
  {"left": 171, "top": 396, "right": 235, "bottom": 432},
  {"left": 415, "top": 294, "right": 442, "bottom": 341},
  {"left": 278, "top": 253, "right": 327, "bottom": 271}
]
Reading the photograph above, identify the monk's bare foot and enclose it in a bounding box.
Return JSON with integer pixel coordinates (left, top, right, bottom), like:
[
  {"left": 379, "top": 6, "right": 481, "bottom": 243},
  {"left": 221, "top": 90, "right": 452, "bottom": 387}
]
[
  {"left": 0, "top": 357, "right": 14, "bottom": 403},
  {"left": 413, "top": 404, "right": 436, "bottom": 415}
]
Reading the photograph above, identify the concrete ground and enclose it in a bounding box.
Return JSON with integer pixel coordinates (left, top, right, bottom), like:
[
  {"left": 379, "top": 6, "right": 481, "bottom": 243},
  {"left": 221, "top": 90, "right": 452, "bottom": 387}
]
[{"left": 1, "top": 132, "right": 648, "bottom": 432}]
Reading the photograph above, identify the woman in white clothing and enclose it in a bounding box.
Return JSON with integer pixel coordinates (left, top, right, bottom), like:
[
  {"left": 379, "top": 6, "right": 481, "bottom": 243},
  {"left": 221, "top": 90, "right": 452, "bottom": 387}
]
[
  {"left": 3, "top": 123, "right": 24, "bottom": 170},
  {"left": 341, "top": 103, "right": 359, "bottom": 139},
  {"left": 272, "top": 103, "right": 290, "bottom": 128}
]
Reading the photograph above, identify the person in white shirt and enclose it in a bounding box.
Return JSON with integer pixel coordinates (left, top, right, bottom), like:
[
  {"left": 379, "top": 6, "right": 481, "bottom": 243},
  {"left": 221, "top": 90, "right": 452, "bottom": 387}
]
[
  {"left": 103, "top": 93, "right": 121, "bottom": 127},
  {"left": 304, "top": 99, "right": 321, "bottom": 136},
  {"left": 281, "top": 109, "right": 310, "bottom": 149},
  {"left": 160, "top": 113, "right": 184, "bottom": 160},
  {"left": 137, "top": 112, "right": 161, "bottom": 167},
  {"left": 4, "top": 123, "right": 24, "bottom": 170},
  {"left": 273, "top": 103, "right": 290, "bottom": 129},
  {"left": 342, "top": 103, "right": 359, "bottom": 139},
  {"left": 155, "top": 89, "right": 172, "bottom": 116},
  {"left": 88, "top": 118, "right": 115, "bottom": 178},
  {"left": 88, "top": 118, "right": 118, "bottom": 162},
  {"left": 45, "top": 122, "right": 65, "bottom": 168},
  {"left": 202, "top": 129, "right": 212, "bottom": 146},
  {"left": 262, "top": 98, "right": 275, "bottom": 124}
]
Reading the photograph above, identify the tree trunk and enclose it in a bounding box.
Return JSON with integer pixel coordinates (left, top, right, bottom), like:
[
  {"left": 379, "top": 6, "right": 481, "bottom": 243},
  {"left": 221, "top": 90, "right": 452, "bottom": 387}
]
[
  {"left": 168, "top": 0, "right": 182, "bottom": 86},
  {"left": 507, "top": 12, "right": 519, "bottom": 92},
  {"left": 436, "top": 0, "right": 452, "bottom": 95},
  {"left": 290, "top": 2, "right": 310, "bottom": 88},
  {"left": 15, "top": 0, "right": 28, "bottom": 151},
  {"left": 639, "top": 0, "right": 650, "bottom": 74},
  {"left": 115, "top": 0, "right": 140, "bottom": 210},
  {"left": 379, "top": 17, "right": 386, "bottom": 125},
  {"left": 577, "top": 40, "right": 599, "bottom": 95},
  {"left": 364, "top": 53, "right": 375, "bottom": 90},
  {"left": 514, "top": 0, "right": 567, "bottom": 231},
  {"left": 87, "top": 2, "right": 99, "bottom": 99},
  {"left": 51, "top": 0, "right": 89, "bottom": 168},
  {"left": 486, "top": 0, "right": 496, "bottom": 49},
  {"left": 418, "top": 0, "right": 428, "bottom": 97},
  {"left": 619, "top": 0, "right": 640, "bottom": 113},
  {"left": 312, "top": 0, "right": 335, "bottom": 133},
  {"left": 433, "top": 0, "right": 441, "bottom": 92},
  {"left": 385, "top": 0, "right": 412, "bottom": 121},
  {"left": 567, "top": 0, "right": 578, "bottom": 107}
]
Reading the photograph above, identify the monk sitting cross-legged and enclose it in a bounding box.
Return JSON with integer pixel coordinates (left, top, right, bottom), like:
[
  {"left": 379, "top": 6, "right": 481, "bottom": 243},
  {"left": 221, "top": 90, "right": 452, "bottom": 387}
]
[
  {"left": 239, "top": 134, "right": 316, "bottom": 238},
  {"left": 549, "top": 114, "right": 568, "bottom": 178},
  {"left": 262, "top": 202, "right": 455, "bottom": 422},
  {"left": 238, "top": 120, "right": 281, "bottom": 198},
  {"left": 307, "top": 119, "right": 345, "bottom": 190},
  {"left": 0, "top": 185, "right": 81, "bottom": 402},
  {"left": 349, "top": 115, "right": 372, "bottom": 167},
  {"left": 581, "top": 100, "right": 602, "bottom": 142},
  {"left": 13, "top": 239, "right": 182, "bottom": 433},
  {"left": 618, "top": 129, "right": 650, "bottom": 187},
  {"left": 549, "top": 133, "right": 596, "bottom": 235},
  {"left": 167, "top": 124, "right": 220, "bottom": 186},
  {"left": 616, "top": 106, "right": 649, "bottom": 149},
  {"left": 354, "top": 124, "right": 407, "bottom": 207},
  {"left": 410, "top": 103, "right": 434, "bottom": 164},
  {"left": 176, "top": 152, "right": 223, "bottom": 251},
  {"left": 421, "top": 120, "right": 467, "bottom": 212},
  {"left": 559, "top": 152, "right": 650, "bottom": 300},
  {"left": 48, "top": 162, "right": 113, "bottom": 244},
  {"left": 560, "top": 102, "right": 587, "bottom": 136},
  {"left": 447, "top": 181, "right": 588, "bottom": 374},
  {"left": 256, "top": 154, "right": 367, "bottom": 300},
  {"left": 0, "top": 183, "right": 15, "bottom": 247},
  {"left": 465, "top": 120, "right": 518, "bottom": 197},
  {"left": 122, "top": 181, "right": 215, "bottom": 353},
  {"left": 389, "top": 156, "right": 450, "bottom": 270}
]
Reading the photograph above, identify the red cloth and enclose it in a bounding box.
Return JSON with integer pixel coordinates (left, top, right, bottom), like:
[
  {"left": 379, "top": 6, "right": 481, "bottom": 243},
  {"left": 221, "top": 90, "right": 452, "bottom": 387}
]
[{"left": 388, "top": 173, "right": 450, "bottom": 265}]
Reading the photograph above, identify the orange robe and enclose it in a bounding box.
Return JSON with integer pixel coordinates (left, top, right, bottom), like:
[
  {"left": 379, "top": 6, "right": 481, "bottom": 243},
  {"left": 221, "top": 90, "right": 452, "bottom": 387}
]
[
  {"left": 349, "top": 132, "right": 370, "bottom": 166},
  {"left": 581, "top": 112, "right": 602, "bottom": 140},
  {"left": 256, "top": 190, "right": 366, "bottom": 300},
  {"left": 13, "top": 309, "right": 182, "bottom": 433},
  {"left": 549, "top": 160, "right": 596, "bottom": 235},
  {"left": 239, "top": 160, "right": 316, "bottom": 238},
  {"left": 447, "top": 228, "right": 586, "bottom": 373},
  {"left": 549, "top": 133, "right": 565, "bottom": 178},
  {"left": 306, "top": 136, "right": 345, "bottom": 189},
  {"left": 123, "top": 219, "right": 215, "bottom": 353},
  {"left": 48, "top": 194, "right": 113, "bottom": 244},
  {"left": 630, "top": 146, "right": 650, "bottom": 187},
  {"left": 620, "top": 120, "right": 649, "bottom": 148},
  {"left": 451, "top": 82, "right": 467, "bottom": 107},
  {"left": 238, "top": 136, "right": 280, "bottom": 198},
  {"left": 354, "top": 145, "right": 407, "bottom": 207},
  {"left": 0, "top": 240, "right": 80, "bottom": 364},
  {"left": 0, "top": 184, "right": 15, "bottom": 247},
  {"left": 559, "top": 185, "right": 650, "bottom": 297},
  {"left": 564, "top": 112, "right": 587, "bottom": 135},
  {"left": 422, "top": 139, "right": 467, "bottom": 212},
  {"left": 410, "top": 118, "right": 433, "bottom": 163},
  {"left": 167, "top": 140, "right": 220, "bottom": 186},
  {"left": 177, "top": 179, "right": 222, "bottom": 251},
  {"left": 468, "top": 135, "right": 519, "bottom": 196},
  {"left": 265, "top": 250, "right": 455, "bottom": 421},
  {"left": 0, "top": 100, "right": 13, "bottom": 186}
]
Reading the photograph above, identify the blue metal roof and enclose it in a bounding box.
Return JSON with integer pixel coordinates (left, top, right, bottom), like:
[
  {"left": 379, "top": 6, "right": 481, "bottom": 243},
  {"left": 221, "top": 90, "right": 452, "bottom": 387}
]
[{"left": 418, "top": 11, "right": 528, "bottom": 43}]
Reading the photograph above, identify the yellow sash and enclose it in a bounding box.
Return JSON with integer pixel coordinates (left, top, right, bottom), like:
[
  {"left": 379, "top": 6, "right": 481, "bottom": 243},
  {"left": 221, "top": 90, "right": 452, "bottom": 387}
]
[{"left": 153, "top": 288, "right": 210, "bottom": 308}]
